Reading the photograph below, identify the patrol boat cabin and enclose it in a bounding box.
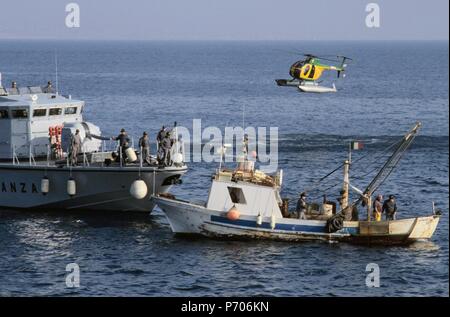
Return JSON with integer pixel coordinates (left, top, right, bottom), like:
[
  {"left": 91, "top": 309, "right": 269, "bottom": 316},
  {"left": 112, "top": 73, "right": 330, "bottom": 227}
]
[
  {"left": 0, "top": 75, "right": 187, "bottom": 212},
  {"left": 0, "top": 82, "right": 84, "bottom": 160}
]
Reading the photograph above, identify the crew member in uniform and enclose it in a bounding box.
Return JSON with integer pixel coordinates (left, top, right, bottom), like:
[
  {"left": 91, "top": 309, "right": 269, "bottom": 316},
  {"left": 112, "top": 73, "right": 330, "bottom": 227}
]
[
  {"left": 43, "top": 81, "right": 53, "bottom": 93},
  {"left": 139, "top": 131, "right": 151, "bottom": 165},
  {"left": 157, "top": 126, "right": 166, "bottom": 148},
  {"left": 70, "top": 129, "right": 82, "bottom": 166},
  {"left": 161, "top": 131, "right": 173, "bottom": 167},
  {"left": 112, "top": 128, "right": 130, "bottom": 164}
]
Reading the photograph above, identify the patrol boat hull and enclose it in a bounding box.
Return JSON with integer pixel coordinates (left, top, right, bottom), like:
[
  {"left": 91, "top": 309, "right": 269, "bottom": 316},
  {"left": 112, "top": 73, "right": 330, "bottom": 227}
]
[
  {"left": 153, "top": 196, "right": 440, "bottom": 245},
  {"left": 0, "top": 164, "right": 187, "bottom": 212}
]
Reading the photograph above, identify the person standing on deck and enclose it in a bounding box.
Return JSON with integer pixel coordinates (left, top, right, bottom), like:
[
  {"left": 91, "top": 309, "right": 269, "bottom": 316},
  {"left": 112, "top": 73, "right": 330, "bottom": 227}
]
[
  {"left": 161, "top": 131, "right": 173, "bottom": 166},
  {"left": 43, "top": 81, "right": 53, "bottom": 93},
  {"left": 112, "top": 128, "right": 130, "bottom": 164},
  {"left": 70, "top": 129, "right": 82, "bottom": 166},
  {"left": 157, "top": 126, "right": 166, "bottom": 148},
  {"left": 296, "top": 192, "right": 307, "bottom": 220},
  {"left": 382, "top": 195, "right": 398, "bottom": 220},
  {"left": 373, "top": 194, "right": 383, "bottom": 221},
  {"left": 139, "top": 132, "right": 151, "bottom": 165}
]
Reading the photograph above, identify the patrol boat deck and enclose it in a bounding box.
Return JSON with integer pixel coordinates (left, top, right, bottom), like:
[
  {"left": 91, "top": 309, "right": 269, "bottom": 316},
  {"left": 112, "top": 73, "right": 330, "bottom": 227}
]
[{"left": 0, "top": 77, "right": 187, "bottom": 212}]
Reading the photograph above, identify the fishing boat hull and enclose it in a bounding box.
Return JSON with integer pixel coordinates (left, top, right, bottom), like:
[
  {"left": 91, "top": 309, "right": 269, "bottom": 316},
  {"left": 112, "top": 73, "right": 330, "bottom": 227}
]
[
  {"left": 153, "top": 196, "right": 440, "bottom": 245},
  {"left": 0, "top": 164, "right": 187, "bottom": 212}
]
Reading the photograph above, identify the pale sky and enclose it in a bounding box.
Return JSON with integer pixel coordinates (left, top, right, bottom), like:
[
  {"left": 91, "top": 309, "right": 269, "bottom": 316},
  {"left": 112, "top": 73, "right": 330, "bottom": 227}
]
[{"left": 0, "top": 0, "right": 448, "bottom": 40}]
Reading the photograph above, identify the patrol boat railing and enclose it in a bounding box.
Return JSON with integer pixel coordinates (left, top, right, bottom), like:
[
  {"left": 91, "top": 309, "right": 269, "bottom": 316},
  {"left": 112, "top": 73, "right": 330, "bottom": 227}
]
[{"left": 7, "top": 135, "right": 178, "bottom": 170}]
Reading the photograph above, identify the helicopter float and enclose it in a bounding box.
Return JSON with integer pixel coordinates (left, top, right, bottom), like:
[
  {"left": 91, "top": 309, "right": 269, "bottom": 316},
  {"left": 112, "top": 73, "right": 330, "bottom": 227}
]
[{"left": 276, "top": 54, "right": 352, "bottom": 93}]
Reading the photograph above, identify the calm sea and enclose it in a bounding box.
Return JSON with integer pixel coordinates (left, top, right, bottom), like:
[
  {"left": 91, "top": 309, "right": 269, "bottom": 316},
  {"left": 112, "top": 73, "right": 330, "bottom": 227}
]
[{"left": 0, "top": 40, "right": 448, "bottom": 296}]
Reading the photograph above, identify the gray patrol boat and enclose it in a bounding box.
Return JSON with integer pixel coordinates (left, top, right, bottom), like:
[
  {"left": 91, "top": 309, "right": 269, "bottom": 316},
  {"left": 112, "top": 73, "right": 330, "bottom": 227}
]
[{"left": 0, "top": 75, "right": 187, "bottom": 212}]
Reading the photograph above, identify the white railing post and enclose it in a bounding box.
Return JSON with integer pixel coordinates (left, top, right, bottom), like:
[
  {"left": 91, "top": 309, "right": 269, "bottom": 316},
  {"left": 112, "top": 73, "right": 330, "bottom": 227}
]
[
  {"left": 47, "top": 144, "right": 50, "bottom": 167},
  {"left": 119, "top": 145, "right": 123, "bottom": 168}
]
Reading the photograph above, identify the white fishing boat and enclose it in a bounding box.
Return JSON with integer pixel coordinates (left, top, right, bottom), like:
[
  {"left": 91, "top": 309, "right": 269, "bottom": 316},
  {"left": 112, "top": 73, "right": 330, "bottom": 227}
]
[{"left": 153, "top": 123, "right": 441, "bottom": 245}]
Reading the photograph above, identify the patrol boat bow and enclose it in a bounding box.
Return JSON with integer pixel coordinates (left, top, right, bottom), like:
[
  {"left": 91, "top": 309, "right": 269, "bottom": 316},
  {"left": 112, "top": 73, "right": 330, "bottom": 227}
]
[
  {"left": 153, "top": 123, "right": 440, "bottom": 244},
  {"left": 0, "top": 77, "right": 187, "bottom": 212}
]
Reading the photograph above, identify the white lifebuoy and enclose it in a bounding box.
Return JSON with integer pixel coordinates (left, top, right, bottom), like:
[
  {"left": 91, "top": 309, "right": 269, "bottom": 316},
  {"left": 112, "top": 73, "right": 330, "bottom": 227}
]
[
  {"left": 130, "top": 179, "right": 148, "bottom": 200},
  {"left": 67, "top": 178, "right": 76, "bottom": 196},
  {"left": 41, "top": 177, "right": 49, "bottom": 195}
]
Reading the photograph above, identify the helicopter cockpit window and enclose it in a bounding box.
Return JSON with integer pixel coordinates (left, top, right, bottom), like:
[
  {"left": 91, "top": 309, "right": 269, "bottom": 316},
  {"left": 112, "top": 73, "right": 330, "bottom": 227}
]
[
  {"left": 303, "top": 65, "right": 311, "bottom": 76},
  {"left": 308, "top": 65, "right": 316, "bottom": 78}
]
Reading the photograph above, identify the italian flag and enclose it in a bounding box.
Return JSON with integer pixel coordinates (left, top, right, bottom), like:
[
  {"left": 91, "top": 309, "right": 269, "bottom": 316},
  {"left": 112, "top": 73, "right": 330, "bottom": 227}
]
[{"left": 351, "top": 141, "right": 364, "bottom": 150}]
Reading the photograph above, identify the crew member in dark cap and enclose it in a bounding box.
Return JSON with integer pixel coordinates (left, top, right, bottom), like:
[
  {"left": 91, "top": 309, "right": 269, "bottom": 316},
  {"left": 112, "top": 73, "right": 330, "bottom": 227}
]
[
  {"left": 44, "top": 81, "right": 53, "bottom": 93},
  {"left": 139, "top": 131, "right": 151, "bottom": 165},
  {"left": 161, "top": 130, "right": 173, "bottom": 166},
  {"left": 112, "top": 128, "right": 130, "bottom": 164},
  {"left": 157, "top": 126, "right": 166, "bottom": 148},
  {"left": 296, "top": 192, "right": 308, "bottom": 220},
  {"left": 382, "top": 195, "right": 398, "bottom": 220}
]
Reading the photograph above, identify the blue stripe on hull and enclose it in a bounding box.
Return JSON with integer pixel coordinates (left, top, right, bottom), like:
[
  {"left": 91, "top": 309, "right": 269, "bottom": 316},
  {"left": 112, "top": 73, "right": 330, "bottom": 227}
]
[{"left": 210, "top": 215, "right": 357, "bottom": 235}]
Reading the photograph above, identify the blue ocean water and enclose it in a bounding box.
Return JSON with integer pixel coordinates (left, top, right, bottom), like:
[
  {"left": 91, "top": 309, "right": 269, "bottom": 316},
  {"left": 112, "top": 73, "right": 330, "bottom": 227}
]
[{"left": 0, "top": 40, "right": 448, "bottom": 296}]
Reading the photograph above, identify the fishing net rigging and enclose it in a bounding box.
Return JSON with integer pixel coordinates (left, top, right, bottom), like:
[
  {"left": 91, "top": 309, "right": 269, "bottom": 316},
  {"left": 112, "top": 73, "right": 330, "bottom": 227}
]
[{"left": 302, "top": 124, "right": 421, "bottom": 203}]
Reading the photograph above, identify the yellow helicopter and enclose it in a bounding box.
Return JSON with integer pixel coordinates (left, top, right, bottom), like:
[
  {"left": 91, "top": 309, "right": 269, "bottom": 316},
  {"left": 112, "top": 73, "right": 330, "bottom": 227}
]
[{"left": 276, "top": 54, "right": 352, "bottom": 93}]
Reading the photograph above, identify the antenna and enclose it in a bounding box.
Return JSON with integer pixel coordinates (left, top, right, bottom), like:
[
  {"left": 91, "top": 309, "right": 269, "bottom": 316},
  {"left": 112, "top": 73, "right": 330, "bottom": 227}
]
[
  {"left": 55, "top": 50, "right": 59, "bottom": 95},
  {"left": 241, "top": 104, "right": 246, "bottom": 161}
]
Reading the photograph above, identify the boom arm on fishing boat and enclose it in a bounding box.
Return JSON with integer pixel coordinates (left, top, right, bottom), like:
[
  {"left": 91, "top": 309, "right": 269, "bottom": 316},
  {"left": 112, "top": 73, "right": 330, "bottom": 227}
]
[{"left": 351, "top": 122, "right": 422, "bottom": 208}]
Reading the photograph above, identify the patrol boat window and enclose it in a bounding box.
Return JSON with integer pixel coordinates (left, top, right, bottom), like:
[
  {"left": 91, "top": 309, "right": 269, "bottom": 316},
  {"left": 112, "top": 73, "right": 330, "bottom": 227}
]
[
  {"left": 49, "top": 108, "right": 62, "bottom": 116},
  {"left": 11, "top": 109, "right": 28, "bottom": 118},
  {"left": 64, "top": 106, "right": 78, "bottom": 115},
  {"left": 228, "top": 187, "right": 247, "bottom": 204},
  {"left": 0, "top": 109, "right": 8, "bottom": 119},
  {"left": 33, "top": 108, "right": 47, "bottom": 117}
]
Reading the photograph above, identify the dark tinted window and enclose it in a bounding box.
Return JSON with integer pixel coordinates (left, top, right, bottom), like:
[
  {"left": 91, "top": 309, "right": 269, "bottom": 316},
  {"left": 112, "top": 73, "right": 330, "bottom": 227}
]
[
  {"left": 33, "top": 109, "right": 47, "bottom": 117},
  {"left": 64, "top": 107, "right": 77, "bottom": 115},
  {"left": 11, "top": 109, "right": 28, "bottom": 118},
  {"left": 0, "top": 109, "right": 8, "bottom": 119},
  {"left": 49, "top": 108, "right": 62, "bottom": 116},
  {"left": 228, "top": 187, "right": 247, "bottom": 204}
]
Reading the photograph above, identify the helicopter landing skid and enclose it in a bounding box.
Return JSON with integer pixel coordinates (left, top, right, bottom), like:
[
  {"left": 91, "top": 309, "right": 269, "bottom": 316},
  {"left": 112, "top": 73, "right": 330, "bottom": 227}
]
[{"left": 275, "top": 79, "right": 337, "bottom": 93}]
